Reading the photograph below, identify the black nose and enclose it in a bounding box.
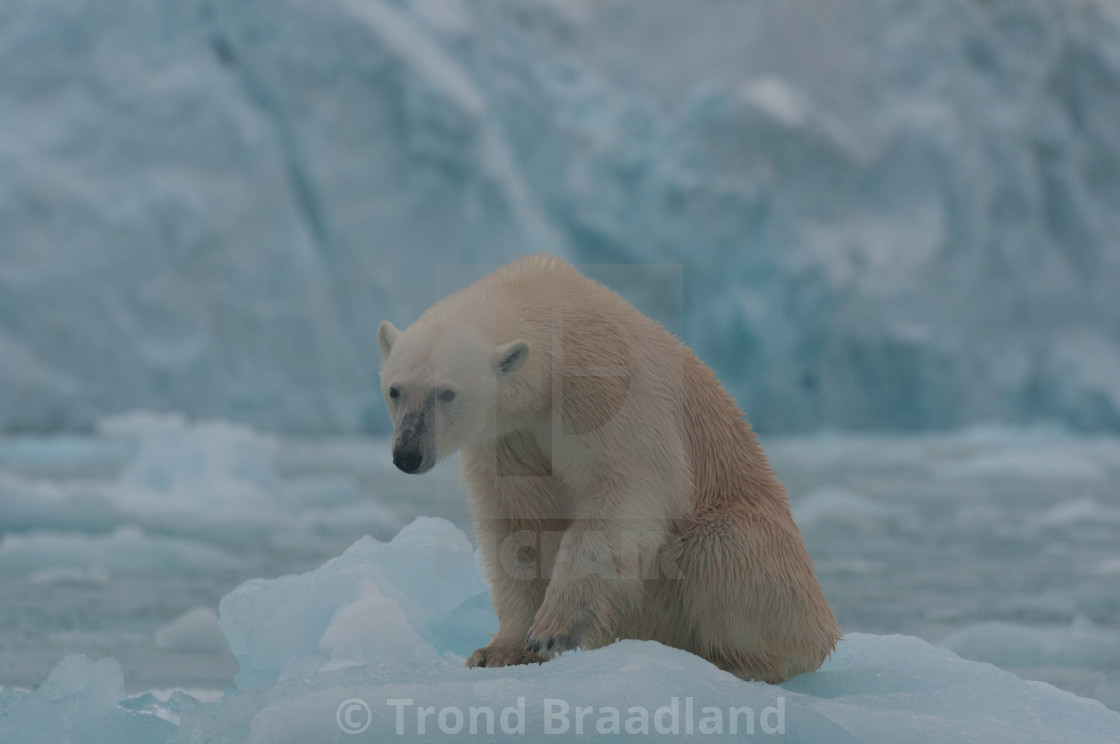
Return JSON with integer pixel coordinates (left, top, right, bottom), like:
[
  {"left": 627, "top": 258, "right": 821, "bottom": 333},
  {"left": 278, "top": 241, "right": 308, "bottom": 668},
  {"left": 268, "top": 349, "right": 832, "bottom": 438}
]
[{"left": 393, "top": 451, "right": 423, "bottom": 474}]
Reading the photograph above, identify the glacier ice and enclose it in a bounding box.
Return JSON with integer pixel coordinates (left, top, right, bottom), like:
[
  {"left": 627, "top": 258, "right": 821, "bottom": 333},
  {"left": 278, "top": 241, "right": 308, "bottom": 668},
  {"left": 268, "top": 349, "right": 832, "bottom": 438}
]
[
  {"left": 3, "top": 518, "right": 1120, "bottom": 743},
  {"left": 1, "top": 0, "right": 1119, "bottom": 435}
]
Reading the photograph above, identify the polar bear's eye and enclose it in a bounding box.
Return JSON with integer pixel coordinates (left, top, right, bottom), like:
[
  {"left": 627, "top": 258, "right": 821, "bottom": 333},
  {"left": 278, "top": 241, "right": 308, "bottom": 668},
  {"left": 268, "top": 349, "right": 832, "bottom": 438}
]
[
  {"left": 388, "top": 387, "right": 400, "bottom": 399},
  {"left": 438, "top": 389, "right": 456, "bottom": 402}
]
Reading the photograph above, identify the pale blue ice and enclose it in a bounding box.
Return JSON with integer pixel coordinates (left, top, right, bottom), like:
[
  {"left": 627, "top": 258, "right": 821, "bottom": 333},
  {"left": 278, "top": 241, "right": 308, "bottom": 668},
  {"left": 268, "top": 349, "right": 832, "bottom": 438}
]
[{"left": 1, "top": 0, "right": 1119, "bottom": 435}]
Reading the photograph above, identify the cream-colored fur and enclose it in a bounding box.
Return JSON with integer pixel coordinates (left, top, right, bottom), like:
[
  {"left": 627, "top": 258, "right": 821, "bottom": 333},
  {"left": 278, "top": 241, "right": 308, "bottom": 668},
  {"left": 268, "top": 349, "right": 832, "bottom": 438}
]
[{"left": 377, "top": 254, "right": 841, "bottom": 683}]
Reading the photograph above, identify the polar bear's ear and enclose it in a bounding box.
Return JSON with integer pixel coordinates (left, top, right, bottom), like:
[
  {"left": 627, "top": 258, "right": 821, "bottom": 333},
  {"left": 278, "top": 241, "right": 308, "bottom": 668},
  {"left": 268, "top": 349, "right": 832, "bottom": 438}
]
[
  {"left": 378, "top": 321, "right": 401, "bottom": 359},
  {"left": 496, "top": 340, "right": 530, "bottom": 377}
]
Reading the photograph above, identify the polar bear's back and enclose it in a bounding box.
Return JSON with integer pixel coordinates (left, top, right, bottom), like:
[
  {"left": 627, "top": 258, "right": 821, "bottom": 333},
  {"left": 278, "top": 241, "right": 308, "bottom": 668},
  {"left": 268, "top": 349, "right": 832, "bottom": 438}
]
[{"left": 438, "top": 254, "right": 787, "bottom": 514}]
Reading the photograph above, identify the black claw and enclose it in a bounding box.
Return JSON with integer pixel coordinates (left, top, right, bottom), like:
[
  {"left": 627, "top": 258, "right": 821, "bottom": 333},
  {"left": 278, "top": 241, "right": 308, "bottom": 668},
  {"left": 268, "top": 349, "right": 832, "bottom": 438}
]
[
  {"left": 546, "top": 638, "right": 554, "bottom": 650},
  {"left": 477, "top": 658, "right": 486, "bottom": 667}
]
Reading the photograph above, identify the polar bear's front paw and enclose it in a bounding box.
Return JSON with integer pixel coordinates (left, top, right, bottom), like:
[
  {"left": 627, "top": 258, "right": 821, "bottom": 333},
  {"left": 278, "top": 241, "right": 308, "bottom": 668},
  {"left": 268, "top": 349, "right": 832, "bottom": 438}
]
[
  {"left": 524, "top": 630, "right": 576, "bottom": 656},
  {"left": 466, "top": 645, "right": 545, "bottom": 669},
  {"left": 524, "top": 612, "right": 588, "bottom": 656}
]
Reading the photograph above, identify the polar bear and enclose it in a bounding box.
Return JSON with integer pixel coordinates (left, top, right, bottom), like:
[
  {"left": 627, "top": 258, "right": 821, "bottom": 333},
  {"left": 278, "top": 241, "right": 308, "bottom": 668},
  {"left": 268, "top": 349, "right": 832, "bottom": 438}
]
[{"left": 377, "top": 254, "right": 840, "bottom": 682}]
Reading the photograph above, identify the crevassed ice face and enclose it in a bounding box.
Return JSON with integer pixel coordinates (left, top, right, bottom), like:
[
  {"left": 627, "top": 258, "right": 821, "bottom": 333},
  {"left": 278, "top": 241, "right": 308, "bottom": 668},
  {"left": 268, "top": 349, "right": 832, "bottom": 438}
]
[{"left": 377, "top": 321, "right": 528, "bottom": 475}]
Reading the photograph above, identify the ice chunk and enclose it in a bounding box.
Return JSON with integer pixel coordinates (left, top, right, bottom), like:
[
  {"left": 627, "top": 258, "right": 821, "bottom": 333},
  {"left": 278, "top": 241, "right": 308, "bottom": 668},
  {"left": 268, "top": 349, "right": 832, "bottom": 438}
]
[
  {"left": 164, "top": 634, "right": 1120, "bottom": 743},
  {"left": 218, "top": 517, "right": 494, "bottom": 689},
  {"left": 10, "top": 636, "right": 1118, "bottom": 744},
  {"left": 0, "top": 655, "right": 175, "bottom": 744},
  {"left": 203, "top": 521, "right": 1120, "bottom": 741},
  {"left": 154, "top": 608, "right": 228, "bottom": 652},
  {"left": 784, "top": 634, "right": 1120, "bottom": 743},
  {"left": 318, "top": 579, "right": 441, "bottom": 671}
]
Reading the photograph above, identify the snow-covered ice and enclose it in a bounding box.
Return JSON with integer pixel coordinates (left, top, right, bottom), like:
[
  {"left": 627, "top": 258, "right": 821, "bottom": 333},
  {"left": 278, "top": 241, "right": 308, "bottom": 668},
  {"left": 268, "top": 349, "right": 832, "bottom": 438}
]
[
  {"left": 3, "top": 518, "right": 1120, "bottom": 743},
  {"left": 168, "top": 631, "right": 1120, "bottom": 743}
]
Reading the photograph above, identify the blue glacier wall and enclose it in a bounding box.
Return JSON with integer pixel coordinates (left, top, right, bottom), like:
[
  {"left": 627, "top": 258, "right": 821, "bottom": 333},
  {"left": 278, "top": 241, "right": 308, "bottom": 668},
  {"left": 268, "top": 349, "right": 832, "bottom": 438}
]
[{"left": 1, "top": 0, "right": 1118, "bottom": 434}]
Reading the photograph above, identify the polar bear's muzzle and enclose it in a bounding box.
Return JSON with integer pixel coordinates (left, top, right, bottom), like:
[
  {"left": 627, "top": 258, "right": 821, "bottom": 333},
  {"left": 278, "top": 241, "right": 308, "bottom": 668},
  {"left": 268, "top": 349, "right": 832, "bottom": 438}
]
[{"left": 393, "top": 409, "right": 432, "bottom": 474}]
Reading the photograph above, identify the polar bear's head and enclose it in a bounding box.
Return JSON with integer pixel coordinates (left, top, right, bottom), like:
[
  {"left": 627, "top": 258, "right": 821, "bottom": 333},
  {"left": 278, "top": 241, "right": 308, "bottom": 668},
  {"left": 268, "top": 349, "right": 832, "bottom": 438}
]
[{"left": 377, "top": 320, "right": 530, "bottom": 474}]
